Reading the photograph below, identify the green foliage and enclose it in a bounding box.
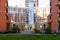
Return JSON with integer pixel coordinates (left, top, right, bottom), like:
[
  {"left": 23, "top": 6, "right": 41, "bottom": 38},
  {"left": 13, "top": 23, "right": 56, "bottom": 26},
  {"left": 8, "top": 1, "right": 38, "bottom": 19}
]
[
  {"left": 34, "top": 29, "right": 40, "bottom": 33},
  {"left": 45, "top": 27, "right": 51, "bottom": 34},
  {"left": 10, "top": 27, "right": 17, "bottom": 33},
  {"left": 9, "top": 26, "right": 20, "bottom": 33}
]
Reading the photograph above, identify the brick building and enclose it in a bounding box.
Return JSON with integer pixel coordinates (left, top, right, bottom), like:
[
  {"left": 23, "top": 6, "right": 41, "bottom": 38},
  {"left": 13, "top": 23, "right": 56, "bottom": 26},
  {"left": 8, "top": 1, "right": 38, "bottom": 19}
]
[
  {"left": 48, "top": 0, "right": 60, "bottom": 33},
  {"left": 0, "top": 0, "right": 11, "bottom": 32}
]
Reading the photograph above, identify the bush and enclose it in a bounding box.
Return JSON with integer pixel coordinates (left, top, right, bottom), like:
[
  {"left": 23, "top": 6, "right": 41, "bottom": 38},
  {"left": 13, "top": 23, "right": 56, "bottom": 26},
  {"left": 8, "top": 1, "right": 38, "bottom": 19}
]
[
  {"left": 34, "top": 29, "right": 40, "bottom": 33},
  {"left": 9, "top": 27, "right": 17, "bottom": 33},
  {"left": 45, "top": 27, "right": 51, "bottom": 34},
  {"left": 9, "top": 26, "right": 20, "bottom": 33}
]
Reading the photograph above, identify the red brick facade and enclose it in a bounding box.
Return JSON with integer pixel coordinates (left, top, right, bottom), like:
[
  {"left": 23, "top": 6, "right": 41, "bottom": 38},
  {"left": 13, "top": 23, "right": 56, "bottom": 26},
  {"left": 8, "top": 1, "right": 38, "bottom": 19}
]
[
  {"left": 48, "top": 0, "right": 60, "bottom": 33},
  {"left": 0, "top": 0, "right": 11, "bottom": 32}
]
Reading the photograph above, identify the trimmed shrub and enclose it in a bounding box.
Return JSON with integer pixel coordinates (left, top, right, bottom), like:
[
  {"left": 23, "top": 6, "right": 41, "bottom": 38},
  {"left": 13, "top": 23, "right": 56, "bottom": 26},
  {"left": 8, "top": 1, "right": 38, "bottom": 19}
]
[
  {"left": 34, "top": 29, "right": 40, "bottom": 33},
  {"left": 9, "top": 26, "right": 20, "bottom": 33},
  {"left": 45, "top": 27, "right": 51, "bottom": 34}
]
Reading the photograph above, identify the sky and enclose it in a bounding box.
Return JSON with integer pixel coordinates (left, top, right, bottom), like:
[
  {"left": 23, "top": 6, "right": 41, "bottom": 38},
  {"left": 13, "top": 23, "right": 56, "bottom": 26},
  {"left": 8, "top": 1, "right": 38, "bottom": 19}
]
[
  {"left": 8, "top": 0, "right": 50, "bottom": 18},
  {"left": 8, "top": 0, "right": 25, "bottom": 7},
  {"left": 39, "top": 0, "right": 50, "bottom": 7},
  {"left": 8, "top": 0, "right": 50, "bottom": 7}
]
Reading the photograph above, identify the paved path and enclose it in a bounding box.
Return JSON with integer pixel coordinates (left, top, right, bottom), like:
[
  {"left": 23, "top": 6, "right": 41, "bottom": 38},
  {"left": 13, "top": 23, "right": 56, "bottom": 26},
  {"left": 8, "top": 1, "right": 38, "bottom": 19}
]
[{"left": 20, "top": 30, "right": 35, "bottom": 34}]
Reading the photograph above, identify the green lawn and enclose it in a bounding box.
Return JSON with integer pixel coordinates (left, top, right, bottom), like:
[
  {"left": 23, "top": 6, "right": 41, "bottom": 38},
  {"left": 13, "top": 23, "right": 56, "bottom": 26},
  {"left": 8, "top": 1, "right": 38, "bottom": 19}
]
[{"left": 0, "top": 34, "right": 60, "bottom": 40}]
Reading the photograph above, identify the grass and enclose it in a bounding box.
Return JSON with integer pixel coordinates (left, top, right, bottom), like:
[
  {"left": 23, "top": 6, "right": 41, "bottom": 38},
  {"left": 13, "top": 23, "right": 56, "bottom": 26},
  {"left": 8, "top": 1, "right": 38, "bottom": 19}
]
[{"left": 0, "top": 34, "right": 60, "bottom": 40}]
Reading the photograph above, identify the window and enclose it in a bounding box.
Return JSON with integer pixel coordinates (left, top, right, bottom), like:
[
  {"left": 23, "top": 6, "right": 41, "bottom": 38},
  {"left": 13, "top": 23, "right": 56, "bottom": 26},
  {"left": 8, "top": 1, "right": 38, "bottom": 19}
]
[
  {"left": 6, "top": 8, "right": 8, "bottom": 13},
  {"left": 50, "top": 8, "right": 52, "bottom": 13},
  {"left": 25, "top": 9, "right": 29, "bottom": 13},
  {"left": 58, "top": 21, "right": 60, "bottom": 31},
  {"left": 55, "top": 0, "right": 58, "bottom": 2},
  {"left": 6, "top": 2, "right": 8, "bottom": 6},
  {"left": 6, "top": 0, "right": 8, "bottom": 6},
  {"left": 13, "top": 8, "right": 16, "bottom": 11},
  {"left": 58, "top": 5, "right": 60, "bottom": 9},
  {"left": 50, "top": 2, "right": 52, "bottom": 6},
  {"left": 34, "top": 3, "right": 36, "bottom": 7},
  {"left": 25, "top": 0, "right": 29, "bottom": 3},
  {"left": 18, "top": 9, "right": 21, "bottom": 13},
  {"left": 10, "top": 8, "right": 13, "bottom": 11},
  {"left": 6, "top": 15, "right": 8, "bottom": 20},
  {"left": 59, "top": 13, "right": 60, "bottom": 17},
  {"left": 6, "top": 0, "right": 8, "bottom": 13},
  {"left": 58, "top": 0, "right": 60, "bottom": 1},
  {"left": 50, "top": 15, "right": 52, "bottom": 20},
  {"left": 0, "top": 11, "right": 2, "bottom": 14},
  {"left": 8, "top": 8, "right": 12, "bottom": 11}
]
